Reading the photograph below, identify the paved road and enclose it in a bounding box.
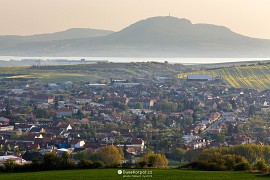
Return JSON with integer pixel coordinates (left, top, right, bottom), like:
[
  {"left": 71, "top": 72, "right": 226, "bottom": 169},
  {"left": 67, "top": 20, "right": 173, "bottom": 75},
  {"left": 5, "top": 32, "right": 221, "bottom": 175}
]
[{"left": 201, "top": 112, "right": 233, "bottom": 134}]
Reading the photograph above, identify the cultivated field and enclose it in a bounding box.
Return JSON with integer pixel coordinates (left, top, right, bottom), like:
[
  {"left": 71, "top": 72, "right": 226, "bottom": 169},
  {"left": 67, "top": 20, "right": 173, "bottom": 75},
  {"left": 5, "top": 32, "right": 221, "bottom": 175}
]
[
  {"left": 178, "top": 64, "right": 270, "bottom": 90},
  {"left": 219, "top": 65, "right": 270, "bottom": 89},
  {"left": 2, "top": 62, "right": 270, "bottom": 89}
]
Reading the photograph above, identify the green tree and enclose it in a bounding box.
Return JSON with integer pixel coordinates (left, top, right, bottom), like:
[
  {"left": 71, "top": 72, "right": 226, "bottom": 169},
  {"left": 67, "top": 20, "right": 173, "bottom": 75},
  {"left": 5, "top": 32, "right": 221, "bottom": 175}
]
[
  {"left": 135, "top": 103, "right": 143, "bottom": 110},
  {"left": 73, "top": 151, "right": 89, "bottom": 160},
  {"left": 76, "top": 110, "right": 85, "bottom": 118},
  {"left": 77, "top": 159, "right": 92, "bottom": 169},
  {"left": 118, "top": 148, "right": 124, "bottom": 159},
  {"left": 157, "top": 100, "right": 178, "bottom": 113},
  {"left": 35, "top": 109, "right": 55, "bottom": 118},
  {"left": 255, "top": 159, "right": 268, "bottom": 172},
  {"left": 249, "top": 105, "right": 256, "bottom": 117},
  {"left": 61, "top": 152, "right": 71, "bottom": 168},
  {"left": 211, "top": 133, "right": 225, "bottom": 143},
  {"left": 171, "top": 148, "right": 186, "bottom": 162},
  {"left": 22, "top": 106, "right": 33, "bottom": 114},
  {"left": 42, "top": 152, "right": 60, "bottom": 170},
  {"left": 22, "top": 150, "right": 42, "bottom": 161},
  {"left": 31, "top": 158, "right": 41, "bottom": 171}
]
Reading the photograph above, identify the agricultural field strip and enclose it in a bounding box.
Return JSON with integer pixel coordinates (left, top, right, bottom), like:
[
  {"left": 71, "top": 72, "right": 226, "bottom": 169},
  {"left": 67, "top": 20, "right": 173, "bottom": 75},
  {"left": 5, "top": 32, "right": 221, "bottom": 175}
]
[{"left": 178, "top": 65, "right": 270, "bottom": 90}]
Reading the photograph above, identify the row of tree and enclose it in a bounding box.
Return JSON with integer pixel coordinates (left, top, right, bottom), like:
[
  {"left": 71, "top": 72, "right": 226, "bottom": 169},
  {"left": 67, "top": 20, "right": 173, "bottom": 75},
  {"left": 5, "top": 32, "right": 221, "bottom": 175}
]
[
  {"left": 182, "top": 144, "right": 270, "bottom": 172},
  {"left": 199, "top": 144, "right": 270, "bottom": 164},
  {"left": 1, "top": 151, "right": 105, "bottom": 173},
  {"left": 182, "top": 152, "right": 251, "bottom": 171},
  {"left": 2, "top": 145, "right": 168, "bottom": 173}
]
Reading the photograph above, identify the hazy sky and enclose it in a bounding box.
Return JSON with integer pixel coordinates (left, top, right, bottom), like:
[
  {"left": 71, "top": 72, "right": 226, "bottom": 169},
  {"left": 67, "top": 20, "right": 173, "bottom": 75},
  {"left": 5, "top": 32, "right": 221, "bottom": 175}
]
[{"left": 0, "top": 0, "right": 270, "bottom": 39}]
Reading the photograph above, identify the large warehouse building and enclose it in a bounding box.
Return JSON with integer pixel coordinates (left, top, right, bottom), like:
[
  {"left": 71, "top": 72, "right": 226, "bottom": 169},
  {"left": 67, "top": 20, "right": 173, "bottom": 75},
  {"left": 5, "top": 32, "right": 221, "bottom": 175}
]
[{"left": 187, "top": 74, "right": 212, "bottom": 81}]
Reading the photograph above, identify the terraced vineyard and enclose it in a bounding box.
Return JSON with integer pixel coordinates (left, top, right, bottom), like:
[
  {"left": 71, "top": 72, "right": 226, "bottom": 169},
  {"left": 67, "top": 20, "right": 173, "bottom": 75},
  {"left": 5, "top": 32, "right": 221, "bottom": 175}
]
[
  {"left": 219, "top": 65, "right": 270, "bottom": 89},
  {"left": 178, "top": 64, "right": 270, "bottom": 90}
]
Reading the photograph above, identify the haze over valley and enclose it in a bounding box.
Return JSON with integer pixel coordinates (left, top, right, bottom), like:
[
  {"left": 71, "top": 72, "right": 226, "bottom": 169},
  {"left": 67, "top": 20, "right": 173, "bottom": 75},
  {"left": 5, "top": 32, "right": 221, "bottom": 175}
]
[{"left": 1, "top": 16, "right": 270, "bottom": 57}]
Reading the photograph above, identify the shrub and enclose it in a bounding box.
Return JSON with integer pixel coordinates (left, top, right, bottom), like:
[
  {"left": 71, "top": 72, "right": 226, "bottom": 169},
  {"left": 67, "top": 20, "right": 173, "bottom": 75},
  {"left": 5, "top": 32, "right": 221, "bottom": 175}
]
[
  {"left": 122, "top": 162, "right": 134, "bottom": 169},
  {"left": 182, "top": 154, "right": 251, "bottom": 171},
  {"left": 91, "top": 161, "right": 105, "bottom": 169},
  {"left": 254, "top": 160, "right": 268, "bottom": 172},
  {"left": 182, "top": 161, "right": 226, "bottom": 171},
  {"left": 136, "top": 153, "right": 168, "bottom": 168},
  {"left": 3, "top": 159, "right": 17, "bottom": 172},
  {"left": 77, "top": 159, "right": 93, "bottom": 169},
  {"left": 234, "top": 162, "right": 251, "bottom": 171},
  {"left": 137, "top": 161, "right": 147, "bottom": 168}
]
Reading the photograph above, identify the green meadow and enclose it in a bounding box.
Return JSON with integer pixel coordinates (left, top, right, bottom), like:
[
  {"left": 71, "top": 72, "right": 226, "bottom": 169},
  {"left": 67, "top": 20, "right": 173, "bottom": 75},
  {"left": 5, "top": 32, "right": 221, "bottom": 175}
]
[{"left": 0, "top": 169, "right": 269, "bottom": 180}]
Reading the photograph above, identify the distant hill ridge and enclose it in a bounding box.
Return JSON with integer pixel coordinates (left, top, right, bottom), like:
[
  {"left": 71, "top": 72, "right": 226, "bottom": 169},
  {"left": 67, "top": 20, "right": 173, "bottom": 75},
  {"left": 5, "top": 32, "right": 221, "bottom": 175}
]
[
  {"left": 0, "top": 16, "right": 270, "bottom": 57},
  {"left": 0, "top": 28, "right": 114, "bottom": 43}
]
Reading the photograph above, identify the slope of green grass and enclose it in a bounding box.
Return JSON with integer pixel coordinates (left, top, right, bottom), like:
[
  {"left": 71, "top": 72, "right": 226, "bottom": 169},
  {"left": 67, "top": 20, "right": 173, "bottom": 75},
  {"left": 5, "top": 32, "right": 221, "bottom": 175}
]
[
  {"left": 0, "top": 66, "right": 29, "bottom": 73},
  {"left": 0, "top": 169, "right": 269, "bottom": 180},
  {"left": 4, "top": 72, "right": 101, "bottom": 83}
]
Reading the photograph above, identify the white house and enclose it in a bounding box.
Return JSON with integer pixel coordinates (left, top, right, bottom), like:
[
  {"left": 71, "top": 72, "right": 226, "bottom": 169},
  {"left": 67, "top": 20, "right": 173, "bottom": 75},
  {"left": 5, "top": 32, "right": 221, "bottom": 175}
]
[
  {"left": 0, "top": 155, "right": 27, "bottom": 166},
  {"left": 130, "top": 138, "right": 145, "bottom": 152},
  {"left": 70, "top": 139, "right": 85, "bottom": 148},
  {"left": 0, "top": 125, "right": 14, "bottom": 131}
]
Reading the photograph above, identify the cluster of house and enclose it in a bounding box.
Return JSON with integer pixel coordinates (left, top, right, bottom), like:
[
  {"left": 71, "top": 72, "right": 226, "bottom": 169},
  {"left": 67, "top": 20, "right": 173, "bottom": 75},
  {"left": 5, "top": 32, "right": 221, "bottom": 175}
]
[
  {"left": 0, "top": 118, "right": 145, "bottom": 162},
  {"left": 0, "top": 74, "right": 270, "bottom": 164}
]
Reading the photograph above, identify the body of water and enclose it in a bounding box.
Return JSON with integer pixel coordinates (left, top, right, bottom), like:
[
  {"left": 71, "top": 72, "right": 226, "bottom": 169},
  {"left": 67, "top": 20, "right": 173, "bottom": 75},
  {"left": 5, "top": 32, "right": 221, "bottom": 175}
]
[{"left": 0, "top": 56, "right": 269, "bottom": 64}]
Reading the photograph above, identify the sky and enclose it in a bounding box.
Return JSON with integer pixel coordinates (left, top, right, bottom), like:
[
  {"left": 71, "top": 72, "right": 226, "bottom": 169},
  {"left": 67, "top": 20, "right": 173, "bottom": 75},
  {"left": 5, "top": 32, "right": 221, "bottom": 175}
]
[{"left": 0, "top": 0, "right": 269, "bottom": 39}]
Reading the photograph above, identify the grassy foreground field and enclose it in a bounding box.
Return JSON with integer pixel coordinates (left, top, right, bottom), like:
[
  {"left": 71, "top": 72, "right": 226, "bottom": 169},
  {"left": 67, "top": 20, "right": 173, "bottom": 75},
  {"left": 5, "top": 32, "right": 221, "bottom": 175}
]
[{"left": 0, "top": 169, "right": 269, "bottom": 180}]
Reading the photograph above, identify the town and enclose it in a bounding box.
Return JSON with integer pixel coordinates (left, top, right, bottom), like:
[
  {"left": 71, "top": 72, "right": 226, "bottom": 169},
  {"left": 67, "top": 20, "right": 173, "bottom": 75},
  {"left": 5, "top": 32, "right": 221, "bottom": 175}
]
[{"left": 0, "top": 62, "right": 269, "bottom": 168}]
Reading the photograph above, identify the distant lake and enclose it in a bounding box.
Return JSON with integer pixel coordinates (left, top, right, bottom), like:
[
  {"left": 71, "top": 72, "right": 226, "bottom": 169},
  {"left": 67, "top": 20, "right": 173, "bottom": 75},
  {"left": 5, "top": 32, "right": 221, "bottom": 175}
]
[{"left": 0, "top": 56, "right": 269, "bottom": 64}]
